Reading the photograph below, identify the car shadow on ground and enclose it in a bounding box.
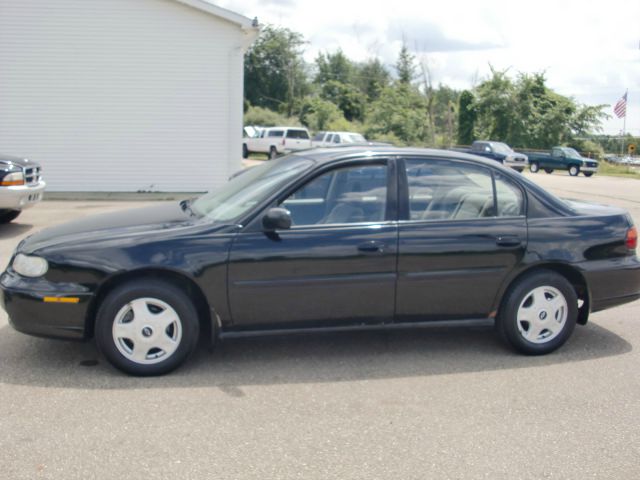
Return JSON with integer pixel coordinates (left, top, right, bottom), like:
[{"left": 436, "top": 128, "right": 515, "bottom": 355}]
[
  {"left": 0, "top": 321, "right": 631, "bottom": 391},
  {"left": 0, "top": 223, "right": 33, "bottom": 239}
]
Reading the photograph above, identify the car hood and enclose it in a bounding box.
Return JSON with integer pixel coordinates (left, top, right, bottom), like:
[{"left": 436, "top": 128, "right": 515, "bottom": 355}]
[
  {"left": 0, "top": 153, "right": 40, "bottom": 168},
  {"left": 20, "top": 202, "right": 212, "bottom": 254}
]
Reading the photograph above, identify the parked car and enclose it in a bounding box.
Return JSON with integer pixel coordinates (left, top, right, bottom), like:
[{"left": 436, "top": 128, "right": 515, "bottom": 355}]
[
  {"left": 0, "top": 153, "right": 46, "bottom": 223},
  {"left": 452, "top": 141, "right": 529, "bottom": 172},
  {"left": 2, "top": 146, "right": 639, "bottom": 376},
  {"left": 524, "top": 147, "right": 598, "bottom": 177},
  {"left": 311, "top": 131, "right": 367, "bottom": 147},
  {"left": 243, "top": 126, "right": 311, "bottom": 159}
]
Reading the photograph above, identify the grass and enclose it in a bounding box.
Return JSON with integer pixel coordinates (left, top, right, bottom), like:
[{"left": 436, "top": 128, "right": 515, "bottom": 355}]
[{"left": 598, "top": 161, "right": 640, "bottom": 178}]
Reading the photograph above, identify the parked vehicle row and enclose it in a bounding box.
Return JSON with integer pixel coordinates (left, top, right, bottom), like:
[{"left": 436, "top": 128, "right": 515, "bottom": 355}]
[
  {"left": 452, "top": 141, "right": 529, "bottom": 172},
  {"left": 311, "top": 131, "right": 367, "bottom": 147},
  {"left": 2, "top": 146, "right": 638, "bottom": 376},
  {"left": 0, "top": 153, "right": 46, "bottom": 223},
  {"left": 524, "top": 147, "right": 598, "bottom": 177}
]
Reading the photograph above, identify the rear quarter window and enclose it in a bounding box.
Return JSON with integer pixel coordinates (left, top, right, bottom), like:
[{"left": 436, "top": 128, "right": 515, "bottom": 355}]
[
  {"left": 268, "top": 130, "right": 284, "bottom": 138},
  {"left": 286, "top": 129, "right": 310, "bottom": 139}
]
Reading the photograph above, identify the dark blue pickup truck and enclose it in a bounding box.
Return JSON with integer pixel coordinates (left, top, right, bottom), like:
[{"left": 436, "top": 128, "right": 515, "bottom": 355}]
[
  {"left": 524, "top": 147, "right": 598, "bottom": 177},
  {"left": 452, "top": 141, "right": 529, "bottom": 172}
]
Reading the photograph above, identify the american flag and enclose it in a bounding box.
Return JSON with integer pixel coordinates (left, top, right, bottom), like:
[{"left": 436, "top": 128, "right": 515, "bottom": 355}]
[{"left": 614, "top": 91, "right": 627, "bottom": 118}]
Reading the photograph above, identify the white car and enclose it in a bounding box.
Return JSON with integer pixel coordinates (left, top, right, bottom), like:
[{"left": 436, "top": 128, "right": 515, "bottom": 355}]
[
  {"left": 311, "top": 131, "right": 367, "bottom": 148},
  {"left": 243, "top": 126, "right": 312, "bottom": 159}
]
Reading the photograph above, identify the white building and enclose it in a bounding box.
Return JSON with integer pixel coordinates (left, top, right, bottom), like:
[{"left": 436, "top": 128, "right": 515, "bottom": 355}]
[{"left": 0, "top": 0, "right": 258, "bottom": 192}]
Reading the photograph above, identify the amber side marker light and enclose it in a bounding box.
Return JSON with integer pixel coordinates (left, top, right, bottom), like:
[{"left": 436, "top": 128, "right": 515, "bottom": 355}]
[
  {"left": 0, "top": 180, "right": 25, "bottom": 186},
  {"left": 43, "top": 297, "right": 80, "bottom": 304},
  {"left": 626, "top": 226, "right": 638, "bottom": 251}
]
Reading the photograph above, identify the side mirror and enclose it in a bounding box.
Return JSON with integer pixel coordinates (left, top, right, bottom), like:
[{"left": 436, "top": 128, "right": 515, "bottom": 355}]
[{"left": 263, "top": 207, "right": 292, "bottom": 231}]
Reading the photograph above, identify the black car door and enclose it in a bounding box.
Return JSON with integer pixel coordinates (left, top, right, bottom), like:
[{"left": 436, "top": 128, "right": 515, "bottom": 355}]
[
  {"left": 227, "top": 158, "right": 398, "bottom": 328},
  {"left": 395, "top": 156, "right": 527, "bottom": 320}
]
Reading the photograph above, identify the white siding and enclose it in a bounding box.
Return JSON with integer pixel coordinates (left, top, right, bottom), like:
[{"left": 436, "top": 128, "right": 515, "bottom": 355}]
[{"left": 0, "top": 0, "right": 249, "bottom": 192}]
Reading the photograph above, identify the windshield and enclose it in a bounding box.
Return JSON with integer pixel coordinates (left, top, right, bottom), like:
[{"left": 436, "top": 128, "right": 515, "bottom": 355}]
[
  {"left": 191, "top": 157, "right": 314, "bottom": 222},
  {"left": 491, "top": 142, "right": 513, "bottom": 154},
  {"left": 562, "top": 147, "right": 581, "bottom": 158}
]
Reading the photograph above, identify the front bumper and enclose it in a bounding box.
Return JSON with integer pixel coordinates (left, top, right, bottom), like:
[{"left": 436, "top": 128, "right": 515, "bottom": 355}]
[
  {"left": 581, "top": 255, "right": 640, "bottom": 312},
  {"left": 0, "top": 269, "right": 93, "bottom": 340},
  {"left": 505, "top": 158, "right": 529, "bottom": 169},
  {"left": 0, "top": 180, "right": 46, "bottom": 210},
  {"left": 581, "top": 164, "right": 599, "bottom": 173}
]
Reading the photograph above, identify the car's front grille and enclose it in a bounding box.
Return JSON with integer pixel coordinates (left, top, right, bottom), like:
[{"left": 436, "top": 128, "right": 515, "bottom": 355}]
[
  {"left": 586, "top": 161, "right": 598, "bottom": 168},
  {"left": 24, "top": 166, "right": 41, "bottom": 185}
]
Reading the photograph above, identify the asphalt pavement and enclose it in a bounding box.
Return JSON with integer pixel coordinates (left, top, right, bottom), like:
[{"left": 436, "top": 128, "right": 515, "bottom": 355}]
[{"left": 0, "top": 172, "right": 639, "bottom": 479}]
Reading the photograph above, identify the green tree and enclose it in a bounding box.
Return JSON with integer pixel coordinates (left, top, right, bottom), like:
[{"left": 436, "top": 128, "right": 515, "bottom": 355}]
[
  {"left": 315, "top": 50, "right": 354, "bottom": 85},
  {"left": 298, "top": 97, "right": 346, "bottom": 131},
  {"left": 320, "top": 80, "right": 366, "bottom": 122},
  {"left": 395, "top": 44, "right": 417, "bottom": 85},
  {"left": 354, "top": 58, "right": 390, "bottom": 101},
  {"left": 365, "top": 84, "right": 429, "bottom": 144},
  {"left": 457, "top": 90, "right": 476, "bottom": 145},
  {"left": 244, "top": 25, "right": 309, "bottom": 116}
]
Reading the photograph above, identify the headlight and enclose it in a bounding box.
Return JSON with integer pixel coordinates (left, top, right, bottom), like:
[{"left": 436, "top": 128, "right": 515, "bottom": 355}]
[
  {"left": 1, "top": 172, "right": 25, "bottom": 186},
  {"left": 505, "top": 155, "right": 514, "bottom": 162},
  {"left": 12, "top": 253, "right": 48, "bottom": 277}
]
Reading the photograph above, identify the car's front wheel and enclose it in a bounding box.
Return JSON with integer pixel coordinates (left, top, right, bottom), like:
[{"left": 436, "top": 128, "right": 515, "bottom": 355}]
[
  {"left": 96, "top": 280, "right": 200, "bottom": 376},
  {"left": 544, "top": 168, "right": 554, "bottom": 174},
  {"left": 584, "top": 172, "right": 594, "bottom": 177},
  {"left": 529, "top": 162, "right": 539, "bottom": 173},
  {"left": 497, "top": 270, "right": 577, "bottom": 355}
]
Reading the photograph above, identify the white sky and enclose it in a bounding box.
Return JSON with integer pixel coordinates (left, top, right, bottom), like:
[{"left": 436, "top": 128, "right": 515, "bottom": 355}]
[{"left": 217, "top": 0, "right": 640, "bottom": 136}]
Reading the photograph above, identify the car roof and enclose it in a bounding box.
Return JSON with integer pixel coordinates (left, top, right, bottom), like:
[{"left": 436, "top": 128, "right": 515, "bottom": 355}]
[{"left": 288, "top": 145, "right": 506, "bottom": 168}]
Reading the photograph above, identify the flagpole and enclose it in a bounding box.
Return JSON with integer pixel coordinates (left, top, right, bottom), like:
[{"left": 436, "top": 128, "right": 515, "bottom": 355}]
[{"left": 621, "top": 90, "right": 627, "bottom": 156}]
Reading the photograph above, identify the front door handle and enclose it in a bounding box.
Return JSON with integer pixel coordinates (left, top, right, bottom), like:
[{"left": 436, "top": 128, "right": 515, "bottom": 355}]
[
  {"left": 495, "top": 235, "right": 522, "bottom": 247},
  {"left": 358, "top": 241, "right": 385, "bottom": 253}
]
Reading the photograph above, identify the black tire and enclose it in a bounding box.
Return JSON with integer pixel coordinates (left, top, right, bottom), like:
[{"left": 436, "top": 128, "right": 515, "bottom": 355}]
[
  {"left": 269, "top": 146, "right": 278, "bottom": 160},
  {"left": 496, "top": 270, "right": 578, "bottom": 355},
  {"left": 514, "top": 168, "right": 524, "bottom": 173},
  {"left": 0, "top": 209, "right": 21, "bottom": 223},
  {"left": 569, "top": 165, "right": 580, "bottom": 176},
  {"left": 530, "top": 162, "right": 539, "bottom": 173},
  {"left": 583, "top": 172, "right": 594, "bottom": 177},
  {"left": 544, "top": 168, "right": 554, "bottom": 174},
  {"left": 95, "top": 280, "right": 200, "bottom": 376},
  {"left": 242, "top": 144, "right": 249, "bottom": 159}
]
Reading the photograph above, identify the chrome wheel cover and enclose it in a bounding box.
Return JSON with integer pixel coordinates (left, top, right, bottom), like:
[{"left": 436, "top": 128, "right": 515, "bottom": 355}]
[
  {"left": 516, "top": 286, "right": 568, "bottom": 344},
  {"left": 112, "top": 297, "right": 183, "bottom": 365}
]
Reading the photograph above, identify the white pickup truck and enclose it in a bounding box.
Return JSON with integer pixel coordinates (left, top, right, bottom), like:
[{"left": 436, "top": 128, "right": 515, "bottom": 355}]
[
  {"left": 311, "top": 131, "right": 367, "bottom": 147},
  {"left": 0, "top": 153, "right": 46, "bottom": 223},
  {"left": 243, "top": 126, "right": 312, "bottom": 159}
]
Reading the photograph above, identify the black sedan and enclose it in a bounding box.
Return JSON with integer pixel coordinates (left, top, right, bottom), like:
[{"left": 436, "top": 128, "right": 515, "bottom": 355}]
[{"left": 2, "top": 147, "right": 639, "bottom": 376}]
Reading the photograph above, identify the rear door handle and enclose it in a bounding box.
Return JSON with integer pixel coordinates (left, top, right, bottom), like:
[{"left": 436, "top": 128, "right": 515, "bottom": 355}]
[
  {"left": 495, "top": 235, "right": 522, "bottom": 247},
  {"left": 358, "top": 241, "right": 385, "bottom": 253}
]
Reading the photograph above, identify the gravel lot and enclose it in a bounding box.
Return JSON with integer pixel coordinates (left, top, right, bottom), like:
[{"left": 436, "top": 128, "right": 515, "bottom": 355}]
[{"left": 1, "top": 172, "right": 639, "bottom": 479}]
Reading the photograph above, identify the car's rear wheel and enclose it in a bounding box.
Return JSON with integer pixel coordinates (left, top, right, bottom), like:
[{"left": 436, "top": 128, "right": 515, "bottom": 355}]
[
  {"left": 96, "top": 280, "right": 200, "bottom": 376},
  {"left": 0, "top": 209, "right": 21, "bottom": 223},
  {"left": 544, "top": 168, "right": 554, "bottom": 174},
  {"left": 569, "top": 165, "right": 580, "bottom": 176},
  {"left": 584, "top": 172, "right": 594, "bottom": 177},
  {"left": 529, "top": 162, "right": 539, "bottom": 173},
  {"left": 497, "top": 270, "right": 577, "bottom": 355},
  {"left": 242, "top": 144, "right": 249, "bottom": 159},
  {"left": 269, "top": 146, "right": 278, "bottom": 160}
]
